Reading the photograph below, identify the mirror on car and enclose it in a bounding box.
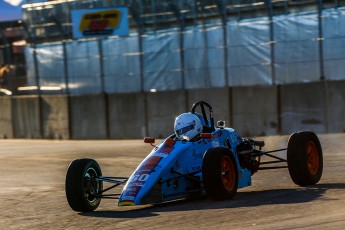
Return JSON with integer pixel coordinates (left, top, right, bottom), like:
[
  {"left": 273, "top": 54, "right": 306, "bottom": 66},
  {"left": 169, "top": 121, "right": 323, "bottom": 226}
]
[{"left": 144, "top": 137, "right": 155, "bottom": 144}]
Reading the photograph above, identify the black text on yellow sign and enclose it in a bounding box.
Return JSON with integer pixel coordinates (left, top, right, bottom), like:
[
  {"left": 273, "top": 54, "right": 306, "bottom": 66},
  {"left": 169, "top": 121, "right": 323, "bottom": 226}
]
[{"left": 79, "top": 10, "right": 122, "bottom": 36}]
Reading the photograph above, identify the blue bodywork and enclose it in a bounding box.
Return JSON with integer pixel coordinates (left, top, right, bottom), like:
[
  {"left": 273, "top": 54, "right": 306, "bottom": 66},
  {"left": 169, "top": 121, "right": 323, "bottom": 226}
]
[{"left": 118, "top": 128, "right": 252, "bottom": 206}]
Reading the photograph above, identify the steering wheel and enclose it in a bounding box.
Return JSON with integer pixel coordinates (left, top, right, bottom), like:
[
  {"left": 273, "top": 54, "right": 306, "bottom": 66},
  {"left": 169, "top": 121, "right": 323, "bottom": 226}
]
[{"left": 191, "top": 101, "right": 215, "bottom": 132}]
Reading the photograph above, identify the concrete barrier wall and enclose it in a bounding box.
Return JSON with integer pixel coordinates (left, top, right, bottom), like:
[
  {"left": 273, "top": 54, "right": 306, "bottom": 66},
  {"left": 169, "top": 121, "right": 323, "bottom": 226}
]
[
  {"left": 3, "top": 80, "right": 345, "bottom": 140},
  {"left": 232, "top": 86, "right": 278, "bottom": 137},
  {"left": 107, "top": 93, "right": 146, "bottom": 139},
  {"left": 0, "top": 96, "right": 13, "bottom": 138},
  {"left": 146, "top": 90, "right": 187, "bottom": 138},
  {"left": 41, "top": 95, "right": 69, "bottom": 139},
  {"left": 280, "top": 81, "right": 327, "bottom": 134},
  {"left": 326, "top": 80, "right": 345, "bottom": 133},
  {"left": 12, "top": 95, "right": 41, "bottom": 138},
  {"left": 69, "top": 94, "right": 107, "bottom": 139}
]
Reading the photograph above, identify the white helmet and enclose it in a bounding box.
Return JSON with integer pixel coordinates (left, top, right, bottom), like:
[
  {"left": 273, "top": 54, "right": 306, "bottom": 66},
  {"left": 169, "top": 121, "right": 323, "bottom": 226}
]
[{"left": 174, "top": 113, "right": 203, "bottom": 141}]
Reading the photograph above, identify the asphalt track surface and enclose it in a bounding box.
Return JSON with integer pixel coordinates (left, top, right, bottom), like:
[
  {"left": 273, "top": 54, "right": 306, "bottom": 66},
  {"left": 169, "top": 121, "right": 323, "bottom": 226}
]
[{"left": 1, "top": 134, "right": 345, "bottom": 230}]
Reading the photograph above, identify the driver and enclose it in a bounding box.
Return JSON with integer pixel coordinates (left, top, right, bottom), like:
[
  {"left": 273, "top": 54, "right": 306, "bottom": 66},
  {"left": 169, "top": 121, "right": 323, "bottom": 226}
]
[{"left": 174, "top": 113, "right": 203, "bottom": 141}]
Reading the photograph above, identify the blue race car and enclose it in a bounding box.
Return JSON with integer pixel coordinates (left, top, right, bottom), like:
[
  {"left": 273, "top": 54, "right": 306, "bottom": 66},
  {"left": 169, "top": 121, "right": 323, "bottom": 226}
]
[{"left": 65, "top": 101, "right": 323, "bottom": 212}]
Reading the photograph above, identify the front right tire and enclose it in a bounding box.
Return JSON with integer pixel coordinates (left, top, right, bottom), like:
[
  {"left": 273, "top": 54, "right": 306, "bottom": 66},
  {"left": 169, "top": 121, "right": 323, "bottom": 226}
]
[{"left": 65, "top": 158, "right": 103, "bottom": 212}]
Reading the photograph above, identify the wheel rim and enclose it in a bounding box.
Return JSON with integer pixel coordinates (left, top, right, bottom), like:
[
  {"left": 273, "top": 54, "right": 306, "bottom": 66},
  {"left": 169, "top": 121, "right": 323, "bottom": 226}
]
[
  {"left": 220, "top": 155, "right": 235, "bottom": 191},
  {"left": 306, "top": 141, "right": 319, "bottom": 175},
  {"left": 84, "top": 167, "right": 100, "bottom": 202}
]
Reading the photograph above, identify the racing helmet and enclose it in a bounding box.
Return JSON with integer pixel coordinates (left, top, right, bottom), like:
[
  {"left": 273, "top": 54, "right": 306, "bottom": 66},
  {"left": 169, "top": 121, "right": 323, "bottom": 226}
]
[{"left": 174, "top": 113, "right": 203, "bottom": 141}]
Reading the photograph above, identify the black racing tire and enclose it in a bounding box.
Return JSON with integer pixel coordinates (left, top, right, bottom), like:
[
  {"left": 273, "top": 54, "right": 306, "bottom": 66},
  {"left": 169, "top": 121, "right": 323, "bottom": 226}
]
[
  {"left": 65, "top": 158, "right": 103, "bottom": 212},
  {"left": 202, "top": 148, "right": 238, "bottom": 200},
  {"left": 287, "top": 131, "right": 323, "bottom": 186}
]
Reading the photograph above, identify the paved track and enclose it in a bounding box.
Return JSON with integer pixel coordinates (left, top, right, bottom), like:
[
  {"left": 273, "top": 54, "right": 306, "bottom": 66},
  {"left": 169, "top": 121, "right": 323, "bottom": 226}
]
[{"left": 1, "top": 134, "right": 345, "bottom": 230}]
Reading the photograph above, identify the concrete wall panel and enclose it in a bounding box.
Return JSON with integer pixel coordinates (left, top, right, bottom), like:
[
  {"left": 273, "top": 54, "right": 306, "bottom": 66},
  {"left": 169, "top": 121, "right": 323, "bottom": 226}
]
[
  {"left": 70, "top": 94, "right": 107, "bottom": 139},
  {"left": 4, "top": 80, "right": 344, "bottom": 140},
  {"left": 187, "top": 88, "right": 231, "bottom": 127},
  {"left": 108, "top": 93, "right": 146, "bottom": 139},
  {"left": 232, "top": 86, "right": 278, "bottom": 137},
  {"left": 326, "top": 80, "right": 345, "bottom": 133},
  {"left": 12, "top": 96, "right": 41, "bottom": 138},
  {"left": 0, "top": 96, "right": 13, "bottom": 138},
  {"left": 41, "top": 95, "right": 69, "bottom": 139},
  {"left": 146, "top": 90, "right": 186, "bottom": 138},
  {"left": 280, "top": 82, "right": 326, "bottom": 134}
]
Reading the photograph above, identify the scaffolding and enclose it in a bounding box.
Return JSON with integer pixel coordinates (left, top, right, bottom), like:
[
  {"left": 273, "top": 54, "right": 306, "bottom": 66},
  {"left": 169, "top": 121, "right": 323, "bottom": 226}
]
[{"left": 11, "top": 0, "right": 345, "bottom": 95}]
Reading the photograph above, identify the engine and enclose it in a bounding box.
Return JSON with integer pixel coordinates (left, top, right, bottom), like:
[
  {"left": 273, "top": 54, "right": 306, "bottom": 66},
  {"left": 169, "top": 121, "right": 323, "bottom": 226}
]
[{"left": 236, "top": 139, "right": 261, "bottom": 175}]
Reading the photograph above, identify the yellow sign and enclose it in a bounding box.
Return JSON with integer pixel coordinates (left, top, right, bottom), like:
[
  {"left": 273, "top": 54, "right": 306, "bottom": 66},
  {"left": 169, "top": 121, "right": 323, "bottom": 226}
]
[
  {"left": 79, "top": 10, "right": 121, "bottom": 34},
  {"left": 72, "top": 8, "right": 129, "bottom": 38}
]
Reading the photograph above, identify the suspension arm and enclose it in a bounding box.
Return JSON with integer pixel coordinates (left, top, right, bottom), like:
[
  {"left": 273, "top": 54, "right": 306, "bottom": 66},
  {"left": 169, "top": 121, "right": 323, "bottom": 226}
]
[{"left": 96, "top": 176, "right": 128, "bottom": 184}]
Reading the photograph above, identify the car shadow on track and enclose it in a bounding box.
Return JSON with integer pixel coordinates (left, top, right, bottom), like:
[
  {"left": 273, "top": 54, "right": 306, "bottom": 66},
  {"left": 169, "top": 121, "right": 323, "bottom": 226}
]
[{"left": 79, "top": 182, "right": 345, "bottom": 219}]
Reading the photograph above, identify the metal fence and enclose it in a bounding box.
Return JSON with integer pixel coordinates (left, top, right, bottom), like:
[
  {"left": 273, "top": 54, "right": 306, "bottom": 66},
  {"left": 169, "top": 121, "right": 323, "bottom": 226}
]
[{"left": 3, "top": 0, "right": 345, "bottom": 95}]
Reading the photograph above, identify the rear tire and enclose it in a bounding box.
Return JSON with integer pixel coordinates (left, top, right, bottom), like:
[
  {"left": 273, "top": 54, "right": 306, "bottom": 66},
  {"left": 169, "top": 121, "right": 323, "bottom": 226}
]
[
  {"left": 202, "top": 148, "right": 238, "bottom": 200},
  {"left": 287, "top": 131, "right": 323, "bottom": 186},
  {"left": 65, "top": 158, "right": 103, "bottom": 212}
]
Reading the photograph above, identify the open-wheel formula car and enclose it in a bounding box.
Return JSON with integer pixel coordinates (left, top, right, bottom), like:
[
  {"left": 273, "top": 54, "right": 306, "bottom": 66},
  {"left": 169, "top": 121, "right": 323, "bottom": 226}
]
[{"left": 65, "top": 101, "right": 323, "bottom": 212}]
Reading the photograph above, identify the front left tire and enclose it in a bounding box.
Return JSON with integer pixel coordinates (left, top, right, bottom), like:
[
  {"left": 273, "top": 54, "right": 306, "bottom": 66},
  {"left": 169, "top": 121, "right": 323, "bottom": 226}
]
[{"left": 202, "top": 148, "right": 238, "bottom": 200}]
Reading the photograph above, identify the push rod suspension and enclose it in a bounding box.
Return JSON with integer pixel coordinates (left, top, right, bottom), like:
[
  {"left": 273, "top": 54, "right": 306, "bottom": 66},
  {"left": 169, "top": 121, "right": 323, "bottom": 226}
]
[{"left": 96, "top": 176, "right": 128, "bottom": 184}]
